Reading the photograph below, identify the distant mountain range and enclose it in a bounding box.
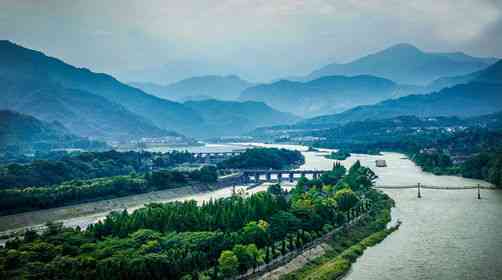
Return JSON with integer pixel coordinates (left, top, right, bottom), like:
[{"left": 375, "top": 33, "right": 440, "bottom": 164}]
[
  {"left": 132, "top": 75, "right": 254, "bottom": 101},
  {"left": 301, "top": 60, "right": 502, "bottom": 126},
  {"left": 0, "top": 110, "right": 106, "bottom": 153},
  {"left": 303, "top": 43, "right": 498, "bottom": 85},
  {"left": 239, "top": 75, "right": 407, "bottom": 117},
  {"left": 0, "top": 41, "right": 294, "bottom": 140},
  {"left": 183, "top": 99, "right": 299, "bottom": 138},
  {"left": 0, "top": 40, "right": 199, "bottom": 140}
]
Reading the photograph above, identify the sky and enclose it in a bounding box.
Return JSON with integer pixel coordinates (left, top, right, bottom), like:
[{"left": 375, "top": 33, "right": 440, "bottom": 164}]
[{"left": 1, "top": 0, "right": 501, "bottom": 83}]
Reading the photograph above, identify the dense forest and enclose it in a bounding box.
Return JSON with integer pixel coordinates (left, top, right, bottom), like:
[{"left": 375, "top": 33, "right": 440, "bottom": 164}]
[
  {"left": 217, "top": 148, "right": 304, "bottom": 170},
  {"left": 0, "top": 161, "right": 391, "bottom": 279},
  {"left": 304, "top": 115, "right": 502, "bottom": 187},
  {"left": 0, "top": 166, "right": 217, "bottom": 215},
  {"left": 0, "top": 150, "right": 196, "bottom": 189}
]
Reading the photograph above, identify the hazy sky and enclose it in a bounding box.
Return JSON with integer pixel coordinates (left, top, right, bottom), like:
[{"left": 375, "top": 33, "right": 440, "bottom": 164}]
[{"left": 1, "top": 0, "right": 501, "bottom": 83}]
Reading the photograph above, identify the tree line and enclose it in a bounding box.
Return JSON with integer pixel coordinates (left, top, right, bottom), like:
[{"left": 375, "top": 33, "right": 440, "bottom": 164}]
[
  {"left": 0, "top": 166, "right": 217, "bottom": 215},
  {"left": 217, "top": 148, "right": 304, "bottom": 170},
  {"left": 0, "top": 161, "right": 387, "bottom": 279},
  {"left": 0, "top": 150, "right": 196, "bottom": 189}
]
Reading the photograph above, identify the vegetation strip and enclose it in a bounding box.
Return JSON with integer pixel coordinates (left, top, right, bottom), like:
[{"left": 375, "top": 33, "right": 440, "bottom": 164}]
[
  {"left": 0, "top": 161, "right": 385, "bottom": 280},
  {"left": 279, "top": 195, "right": 396, "bottom": 280}
]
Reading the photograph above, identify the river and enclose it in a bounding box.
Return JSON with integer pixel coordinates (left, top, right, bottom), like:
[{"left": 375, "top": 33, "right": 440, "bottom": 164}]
[{"left": 1, "top": 143, "right": 501, "bottom": 279}]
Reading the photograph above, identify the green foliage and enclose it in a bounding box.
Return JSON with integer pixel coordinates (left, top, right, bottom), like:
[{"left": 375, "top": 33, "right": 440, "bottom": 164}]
[
  {"left": 319, "top": 162, "right": 346, "bottom": 186},
  {"left": 218, "top": 250, "right": 239, "bottom": 277},
  {"left": 0, "top": 162, "right": 383, "bottom": 279},
  {"left": 461, "top": 151, "right": 502, "bottom": 187},
  {"left": 281, "top": 189, "right": 396, "bottom": 280},
  {"left": 334, "top": 189, "right": 359, "bottom": 212},
  {"left": 324, "top": 150, "right": 350, "bottom": 160},
  {"left": 0, "top": 166, "right": 217, "bottom": 215},
  {"left": 267, "top": 184, "right": 283, "bottom": 195},
  {"left": 217, "top": 148, "right": 304, "bottom": 170},
  {"left": 0, "top": 150, "right": 196, "bottom": 189}
]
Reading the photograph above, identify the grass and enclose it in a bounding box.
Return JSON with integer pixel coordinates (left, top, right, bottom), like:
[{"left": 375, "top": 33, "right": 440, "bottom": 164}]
[{"left": 280, "top": 192, "right": 398, "bottom": 280}]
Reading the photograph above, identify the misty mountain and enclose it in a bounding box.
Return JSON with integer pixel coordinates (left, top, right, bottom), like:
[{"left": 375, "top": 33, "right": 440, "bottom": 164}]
[
  {"left": 0, "top": 75, "right": 170, "bottom": 141},
  {"left": 132, "top": 75, "right": 254, "bottom": 101},
  {"left": 184, "top": 99, "right": 300, "bottom": 138},
  {"left": 117, "top": 60, "right": 231, "bottom": 85},
  {"left": 0, "top": 110, "right": 107, "bottom": 153},
  {"left": 239, "top": 75, "right": 401, "bottom": 117},
  {"left": 428, "top": 59, "right": 502, "bottom": 91},
  {"left": 302, "top": 61, "right": 502, "bottom": 126},
  {"left": 0, "top": 41, "right": 298, "bottom": 139},
  {"left": 305, "top": 43, "right": 498, "bottom": 85},
  {"left": 0, "top": 40, "right": 203, "bottom": 137}
]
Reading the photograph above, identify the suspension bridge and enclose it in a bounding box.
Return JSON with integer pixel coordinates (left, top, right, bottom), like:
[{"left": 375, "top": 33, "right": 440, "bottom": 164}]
[{"left": 228, "top": 169, "right": 495, "bottom": 200}]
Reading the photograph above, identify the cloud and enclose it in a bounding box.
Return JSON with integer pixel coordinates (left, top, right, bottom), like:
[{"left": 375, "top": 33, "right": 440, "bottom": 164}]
[{"left": 0, "top": 0, "right": 500, "bottom": 82}]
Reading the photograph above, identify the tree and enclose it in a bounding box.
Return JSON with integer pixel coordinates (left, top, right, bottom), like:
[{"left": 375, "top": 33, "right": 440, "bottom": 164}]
[
  {"left": 334, "top": 188, "right": 360, "bottom": 212},
  {"left": 267, "top": 184, "right": 283, "bottom": 195},
  {"left": 242, "top": 220, "right": 269, "bottom": 247},
  {"left": 268, "top": 211, "right": 300, "bottom": 240},
  {"left": 218, "top": 250, "right": 239, "bottom": 277}
]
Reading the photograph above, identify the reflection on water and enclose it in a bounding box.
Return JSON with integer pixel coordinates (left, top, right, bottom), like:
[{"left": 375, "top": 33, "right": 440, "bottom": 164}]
[{"left": 1, "top": 143, "right": 501, "bottom": 280}]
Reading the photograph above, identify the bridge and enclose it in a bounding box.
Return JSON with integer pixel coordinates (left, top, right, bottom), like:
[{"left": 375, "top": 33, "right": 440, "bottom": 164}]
[
  {"left": 370, "top": 183, "right": 492, "bottom": 199},
  {"left": 239, "top": 169, "right": 324, "bottom": 183},
  {"left": 230, "top": 169, "right": 492, "bottom": 199}
]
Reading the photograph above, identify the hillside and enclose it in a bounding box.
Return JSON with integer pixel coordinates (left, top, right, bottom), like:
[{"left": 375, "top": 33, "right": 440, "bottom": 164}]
[
  {"left": 0, "top": 110, "right": 106, "bottom": 153},
  {"left": 305, "top": 43, "right": 497, "bottom": 85},
  {"left": 0, "top": 40, "right": 203, "bottom": 136},
  {"left": 0, "top": 76, "right": 169, "bottom": 141},
  {"left": 184, "top": 99, "right": 300, "bottom": 138},
  {"left": 303, "top": 82, "right": 502, "bottom": 126},
  {"left": 428, "top": 59, "right": 502, "bottom": 91},
  {"left": 299, "top": 60, "right": 502, "bottom": 126},
  {"left": 132, "top": 75, "right": 254, "bottom": 101},
  {"left": 239, "top": 75, "right": 398, "bottom": 117}
]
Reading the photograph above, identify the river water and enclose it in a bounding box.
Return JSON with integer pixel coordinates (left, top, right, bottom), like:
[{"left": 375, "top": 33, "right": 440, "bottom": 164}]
[{"left": 1, "top": 143, "right": 501, "bottom": 279}]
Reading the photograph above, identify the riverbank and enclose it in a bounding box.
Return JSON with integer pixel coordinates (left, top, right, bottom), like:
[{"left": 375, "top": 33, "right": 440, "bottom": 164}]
[
  {"left": 267, "top": 190, "right": 396, "bottom": 280},
  {"left": 0, "top": 176, "right": 247, "bottom": 242}
]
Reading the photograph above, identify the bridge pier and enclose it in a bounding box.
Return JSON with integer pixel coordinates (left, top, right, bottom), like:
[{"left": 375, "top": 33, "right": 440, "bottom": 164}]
[
  {"left": 289, "top": 173, "right": 294, "bottom": 182},
  {"left": 277, "top": 173, "right": 282, "bottom": 182},
  {"left": 266, "top": 173, "right": 271, "bottom": 182},
  {"left": 255, "top": 172, "right": 260, "bottom": 182}
]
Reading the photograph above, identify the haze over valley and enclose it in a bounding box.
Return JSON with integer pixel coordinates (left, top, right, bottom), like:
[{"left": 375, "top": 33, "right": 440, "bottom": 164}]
[{"left": 1, "top": 1, "right": 501, "bottom": 280}]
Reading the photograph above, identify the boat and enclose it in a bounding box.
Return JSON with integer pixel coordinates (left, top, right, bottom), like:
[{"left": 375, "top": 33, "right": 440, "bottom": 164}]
[{"left": 375, "top": 159, "right": 387, "bottom": 167}]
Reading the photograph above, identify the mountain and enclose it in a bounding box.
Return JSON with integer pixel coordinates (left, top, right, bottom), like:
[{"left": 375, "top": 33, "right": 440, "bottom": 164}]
[
  {"left": 0, "top": 110, "right": 106, "bottom": 153},
  {"left": 0, "top": 75, "right": 169, "bottom": 141},
  {"left": 305, "top": 43, "right": 498, "bottom": 85},
  {"left": 428, "top": 59, "right": 502, "bottom": 91},
  {"left": 302, "top": 62, "right": 502, "bottom": 126},
  {"left": 0, "top": 40, "right": 203, "bottom": 137},
  {"left": 183, "top": 99, "right": 300, "bottom": 138},
  {"left": 132, "top": 75, "right": 254, "bottom": 101},
  {"left": 239, "top": 75, "right": 400, "bottom": 117},
  {"left": 117, "top": 60, "right": 229, "bottom": 85}
]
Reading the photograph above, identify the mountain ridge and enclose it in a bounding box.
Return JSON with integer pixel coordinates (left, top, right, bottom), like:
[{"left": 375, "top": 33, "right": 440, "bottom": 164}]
[
  {"left": 132, "top": 74, "right": 254, "bottom": 101},
  {"left": 239, "top": 74, "right": 400, "bottom": 117},
  {"left": 304, "top": 43, "right": 498, "bottom": 85},
  {"left": 300, "top": 61, "right": 502, "bottom": 126}
]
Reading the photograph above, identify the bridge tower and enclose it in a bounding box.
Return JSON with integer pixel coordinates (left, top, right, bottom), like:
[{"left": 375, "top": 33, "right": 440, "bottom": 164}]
[
  {"left": 477, "top": 184, "right": 481, "bottom": 200},
  {"left": 417, "top": 183, "right": 422, "bottom": 198}
]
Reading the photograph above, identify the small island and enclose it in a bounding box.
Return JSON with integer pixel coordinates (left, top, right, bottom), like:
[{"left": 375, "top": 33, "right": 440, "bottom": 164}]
[{"left": 325, "top": 150, "right": 351, "bottom": 160}]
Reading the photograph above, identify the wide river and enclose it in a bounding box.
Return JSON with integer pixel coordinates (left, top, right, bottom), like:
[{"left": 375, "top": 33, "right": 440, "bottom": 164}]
[{"left": 1, "top": 143, "right": 501, "bottom": 279}]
